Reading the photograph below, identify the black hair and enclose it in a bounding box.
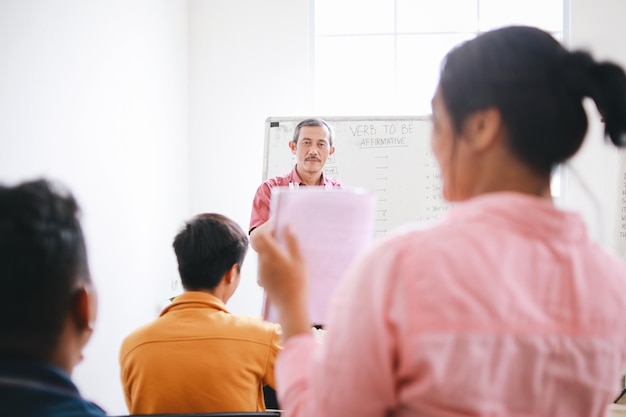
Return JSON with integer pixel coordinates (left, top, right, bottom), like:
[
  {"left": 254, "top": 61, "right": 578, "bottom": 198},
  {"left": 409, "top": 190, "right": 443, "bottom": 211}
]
[
  {"left": 173, "top": 213, "right": 249, "bottom": 291},
  {"left": 292, "top": 117, "right": 335, "bottom": 146},
  {"left": 439, "top": 26, "right": 626, "bottom": 175},
  {"left": 0, "top": 179, "right": 90, "bottom": 359}
]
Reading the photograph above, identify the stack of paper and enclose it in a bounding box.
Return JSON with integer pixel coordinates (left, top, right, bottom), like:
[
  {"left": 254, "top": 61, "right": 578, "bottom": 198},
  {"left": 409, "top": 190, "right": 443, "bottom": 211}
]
[{"left": 262, "top": 186, "right": 376, "bottom": 326}]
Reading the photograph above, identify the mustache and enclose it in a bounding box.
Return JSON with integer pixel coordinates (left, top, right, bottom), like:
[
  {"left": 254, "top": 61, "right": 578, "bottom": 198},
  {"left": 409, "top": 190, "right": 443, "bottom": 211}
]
[{"left": 305, "top": 156, "right": 321, "bottom": 161}]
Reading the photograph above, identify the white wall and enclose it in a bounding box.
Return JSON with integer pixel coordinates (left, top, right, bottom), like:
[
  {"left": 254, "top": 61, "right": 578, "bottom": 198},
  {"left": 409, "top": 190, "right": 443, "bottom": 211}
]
[
  {"left": 0, "top": 0, "right": 308, "bottom": 412},
  {"left": 0, "top": 0, "right": 189, "bottom": 414},
  {"left": 565, "top": 0, "right": 626, "bottom": 251},
  {"left": 188, "top": 0, "right": 311, "bottom": 317}
]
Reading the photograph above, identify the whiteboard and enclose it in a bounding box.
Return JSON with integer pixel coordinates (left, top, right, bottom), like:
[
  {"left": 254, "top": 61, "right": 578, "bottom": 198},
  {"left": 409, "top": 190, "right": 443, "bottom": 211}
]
[{"left": 264, "top": 116, "right": 452, "bottom": 237}]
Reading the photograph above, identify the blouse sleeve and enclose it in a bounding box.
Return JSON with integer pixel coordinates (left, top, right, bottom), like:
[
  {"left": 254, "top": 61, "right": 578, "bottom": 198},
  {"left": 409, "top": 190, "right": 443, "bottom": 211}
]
[{"left": 275, "top": 237, "right": 404, "bottom": 417}]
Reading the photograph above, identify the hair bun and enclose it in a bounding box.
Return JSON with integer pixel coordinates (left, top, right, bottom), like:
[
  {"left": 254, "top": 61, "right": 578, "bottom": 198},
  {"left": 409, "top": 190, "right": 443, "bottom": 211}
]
[
  {"left": 559, "top": 51, "right": 626, "bottom": 146},
  {"left": 557, "top": 51, "right": 596, "bottom": 99}
]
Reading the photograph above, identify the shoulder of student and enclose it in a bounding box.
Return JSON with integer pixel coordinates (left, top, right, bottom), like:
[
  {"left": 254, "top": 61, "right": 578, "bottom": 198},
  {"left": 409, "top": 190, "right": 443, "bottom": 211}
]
[{"left": 228, "top": 315, "right": 282, "bottom": 347}]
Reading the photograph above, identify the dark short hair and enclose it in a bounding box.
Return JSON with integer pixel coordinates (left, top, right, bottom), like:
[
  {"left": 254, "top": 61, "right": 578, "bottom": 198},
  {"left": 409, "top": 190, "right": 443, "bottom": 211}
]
[
  {"left": 292, "top": 117, "right": 335, "bottom": 146},
  {"left": 0, "top": 179, "right": 90, "bottom": 359},
  {"left": 439, "top": 25, "right": 626, "bottom": 174},
  {"left": 173, "top": 213, "right": 249, "bottom": 291}
]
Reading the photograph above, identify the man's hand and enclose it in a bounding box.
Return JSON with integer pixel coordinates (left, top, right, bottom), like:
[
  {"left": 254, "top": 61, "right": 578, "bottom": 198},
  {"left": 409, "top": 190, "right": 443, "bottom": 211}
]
[{"left": 250, "top": 219, "right": 272, "bottom": 252}]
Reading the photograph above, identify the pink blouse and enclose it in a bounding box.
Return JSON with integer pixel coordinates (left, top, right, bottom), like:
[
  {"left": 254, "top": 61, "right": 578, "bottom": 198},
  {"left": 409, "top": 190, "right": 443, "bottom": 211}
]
[{"left": 276, "top": 192, "right": 626, "bottom": 417}]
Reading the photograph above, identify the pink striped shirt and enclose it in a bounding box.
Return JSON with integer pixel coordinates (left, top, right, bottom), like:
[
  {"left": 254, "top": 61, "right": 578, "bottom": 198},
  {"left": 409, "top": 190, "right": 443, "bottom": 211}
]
[
  {"left": 249, "top": 165, "right": 343, "bottom": 234},
  {"left": 276, "top": 192, "right": 626, "bottom": 417}
]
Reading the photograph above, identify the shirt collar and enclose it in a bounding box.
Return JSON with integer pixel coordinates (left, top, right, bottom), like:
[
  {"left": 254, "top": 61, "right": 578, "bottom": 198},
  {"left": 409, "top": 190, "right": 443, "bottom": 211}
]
[
  {"left": 289, "top": 164, "right": 328, "bottom": 186},
  {"left": 443, "top": 192, "right": 587, "bottom": 242},
  {"left": 0, "top": 355, "right": 79, "bottom": 394},
  {"left": 161, "top": 291, "right": 229, "bottom": 316}
]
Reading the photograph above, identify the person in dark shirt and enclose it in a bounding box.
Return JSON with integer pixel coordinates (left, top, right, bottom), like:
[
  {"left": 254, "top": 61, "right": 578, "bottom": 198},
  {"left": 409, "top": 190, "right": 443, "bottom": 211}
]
[{"left": 0, "top": 179, "right": 105, "bottom": 417}]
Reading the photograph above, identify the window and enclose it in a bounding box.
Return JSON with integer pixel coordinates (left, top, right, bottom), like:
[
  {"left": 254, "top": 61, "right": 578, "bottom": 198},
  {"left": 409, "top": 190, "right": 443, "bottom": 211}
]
[{"left": 312, "top": 0, "right": 565, "bottom": 116}]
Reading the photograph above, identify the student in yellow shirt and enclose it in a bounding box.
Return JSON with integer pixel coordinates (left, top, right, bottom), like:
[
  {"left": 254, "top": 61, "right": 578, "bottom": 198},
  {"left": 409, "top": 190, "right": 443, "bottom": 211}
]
[{"left": 120, "top": 213, "right": 281, "bottom": 414}]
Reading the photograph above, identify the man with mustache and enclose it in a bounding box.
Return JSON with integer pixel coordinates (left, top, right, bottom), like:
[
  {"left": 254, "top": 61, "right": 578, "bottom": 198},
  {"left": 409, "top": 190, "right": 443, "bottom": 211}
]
[
  {"left": 249, "top": 117, "right": 343, "bottom": 250},
  {"left": 249, "top": 118, "right": 342, "bottom": 409}
]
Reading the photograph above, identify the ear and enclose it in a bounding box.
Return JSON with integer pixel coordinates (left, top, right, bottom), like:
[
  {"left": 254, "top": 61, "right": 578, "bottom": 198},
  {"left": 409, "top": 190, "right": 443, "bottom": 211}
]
[
  {"left": 223, "top": 264, "right": 239, "bottom": 285},
  {"left": 289, "top": 141, "right": 297, "bottom": 154},
  {"left": 71, "top": 285, "right": 97, "bottom": 332},
  {"left": 462, "top": 107, "right": 502, "bottom": 152},
  {"left": 329, "top": 145, "right": 335, "bottom": 156}
]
